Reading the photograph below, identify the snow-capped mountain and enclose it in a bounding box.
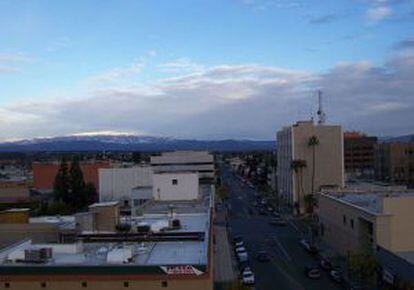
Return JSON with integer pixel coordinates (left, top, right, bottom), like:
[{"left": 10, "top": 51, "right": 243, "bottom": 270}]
[{"left": 0, "top": 134, "right": 275, "bottom": 152}]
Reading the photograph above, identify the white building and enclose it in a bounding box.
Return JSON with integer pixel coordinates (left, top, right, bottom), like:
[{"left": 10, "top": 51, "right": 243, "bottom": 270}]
[
  {"left": 277, "top": 120, "right": 344, "bottom": 213},
  {"left": 150, "top": 151, "right": 214, "bottom": 180},
  {"left": 99, "top": 166, "right": 153, "bottom": 202},
  {"left": 152, "top": 172, "right": 199, "bottom": 201}
]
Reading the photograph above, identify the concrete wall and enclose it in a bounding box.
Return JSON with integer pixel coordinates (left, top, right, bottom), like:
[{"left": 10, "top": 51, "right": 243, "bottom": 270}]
[
  {"left": 381, "top": 196, "right": 414, "bottom": 251},
  {"left": 0, "top": 278, "right": 213, "bottom": 290},
  {"left": 99, "top": 167, "right": 153, "bottom": 202},
  {"left": 153, "top": 173, "right": 199, "bottom": 201}
]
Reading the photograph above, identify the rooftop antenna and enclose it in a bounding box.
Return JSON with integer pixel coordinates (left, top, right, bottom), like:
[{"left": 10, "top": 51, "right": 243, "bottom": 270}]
[{"left": 317, "top": 90, "right": 326, "bottom": 125}]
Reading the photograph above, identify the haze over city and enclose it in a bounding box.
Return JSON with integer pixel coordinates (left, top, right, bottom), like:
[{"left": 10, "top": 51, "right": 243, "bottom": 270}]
[{"left": 1, "top": 0, "right": 414, "bottom": 141}]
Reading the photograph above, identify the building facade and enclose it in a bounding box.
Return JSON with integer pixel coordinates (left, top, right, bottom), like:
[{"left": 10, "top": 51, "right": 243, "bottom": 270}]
[
  {"left": 33, "top": 161, "right": 110, "bottom": 192},
  {"left": 277, "top": 120, "right": 344, "bottom": 213},
  {"left": 150, "top": 151, "right": 214, "bottom": 181},
  {"left": 152, "top": 172, "right": 199, "bottom": 201},
  {"left": 344, "top": 132, "right": 377, "bottom": 179},
  {"left": 375, "top": 142, "right": 414, "bottom": 188}
]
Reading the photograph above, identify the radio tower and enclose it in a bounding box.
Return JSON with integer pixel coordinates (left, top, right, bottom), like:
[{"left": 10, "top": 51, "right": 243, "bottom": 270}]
[{"left": 317, "top": 90, "right": 326, "bottom": 124}]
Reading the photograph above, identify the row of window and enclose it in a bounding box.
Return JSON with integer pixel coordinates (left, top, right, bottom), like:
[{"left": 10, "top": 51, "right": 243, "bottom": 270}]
[{"left": 3, "top": 281, "right": 169, "bottom": 288}]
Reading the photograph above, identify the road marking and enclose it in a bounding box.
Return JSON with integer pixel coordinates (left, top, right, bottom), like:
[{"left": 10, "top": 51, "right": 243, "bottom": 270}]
[
  {"left": 273, "top": 236, "right": 292, "bottom": 262},
  {"left": 289, "top": 220, "right": 301, "bottom": 234}
]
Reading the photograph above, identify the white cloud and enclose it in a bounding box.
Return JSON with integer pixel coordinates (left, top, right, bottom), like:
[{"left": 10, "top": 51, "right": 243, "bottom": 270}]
[
  {"left": 0, "top": 53, "right": 34, "bottom": 74},
  {"left": 158, "top": 58, "right": 204, "bottom": 74},
  {"left": 0, "top": 53, "right": 413, "bottom": 140},
  {"left": 366, "top": 5, "right": 391, "bottom": 22}
]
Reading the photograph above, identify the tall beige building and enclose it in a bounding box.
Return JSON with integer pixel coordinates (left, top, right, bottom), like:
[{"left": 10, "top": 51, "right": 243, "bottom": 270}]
[{"left": 277, "top": 120, "right": 344, "bottom": 213}]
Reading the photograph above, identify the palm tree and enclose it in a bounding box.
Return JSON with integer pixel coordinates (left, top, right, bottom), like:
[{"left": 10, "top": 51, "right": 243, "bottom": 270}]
[
  {"left": 308, "top": 135, "right": 319, "bottom": 195},
  {"left": 291, "top": 159, "right": 307, "bottom": 214}
]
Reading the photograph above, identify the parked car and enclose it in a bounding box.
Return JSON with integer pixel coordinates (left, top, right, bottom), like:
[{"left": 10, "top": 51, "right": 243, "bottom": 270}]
[
  {"left": 237, "top": 251, "right": 248, "bottom": 262},
  {"left": 320, "top": 258, "right": 333, "bottom": 271},
  {"left": 256, "top": 251, "right": 271, "bottom": 262},
  {"left": 233, "top": 235, "right": 243, "bottom": 244},
  {"left": 242, "top": 268, "right": 255, "bottom": 285},
  {"left": 269, "top": 218, "right": 287, "bottom": 226},
  {"left": 300, "top": 239, "right": 319, "bottom": 254},
  {"left": 304, "top": 266, "right": 321, "bottom": 279},
  {"left": 329, "top": 269, "right": 343, "bottom": 283},
  {"left": 272, "top": 211, "right": 281, "bottom": 218},
  {"left": 235, "top": 240, "right": 245, "bottom": 248},
  {"left": 235, "top": 246, "right": 247, "bottom": 254},
  {"left": 259, "top": 208, "right": 267, "bottom": 215},
  {"left": 267, "top": 206, "right": 274, "bottom": 212}
]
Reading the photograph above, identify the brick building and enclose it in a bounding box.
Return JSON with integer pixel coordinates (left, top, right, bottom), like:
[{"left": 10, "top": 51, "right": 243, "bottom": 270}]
[
  {"left": 32, "top": 161, "right": 110, "bottom": 192},
  {"left": 344, "top": 132, "right": 377, "bottom": 179}
]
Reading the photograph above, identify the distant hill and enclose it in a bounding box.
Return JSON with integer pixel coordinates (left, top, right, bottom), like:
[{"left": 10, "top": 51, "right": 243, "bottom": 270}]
[
  {"left": 0, "top": 135, "right": 275, "bottom": 152},
  {"left": 379, "top": 134, "right": 414, "bottom": 143}
]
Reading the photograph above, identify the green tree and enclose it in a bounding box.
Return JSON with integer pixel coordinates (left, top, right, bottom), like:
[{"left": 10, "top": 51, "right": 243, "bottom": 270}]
[
  {"left": 83, "top": 182, "right": 97, "bottom": 207},
  {"left": 69, "top": 156, "right": 85, "bottom": 208},
  {"left": 347, "top": 251, "right": 379, "bottom": 284},
  {"left": 291, "top": 159, "right": 307, "bottom": 214},
  {"left": 132, "top": 152, "right": 142, "bottom": 164},
  {"left": 308, "top": 135, "right": 319, "bottom": 195},
  {"left": 53, "top": 157, "right": 70, "bottom": 203}
]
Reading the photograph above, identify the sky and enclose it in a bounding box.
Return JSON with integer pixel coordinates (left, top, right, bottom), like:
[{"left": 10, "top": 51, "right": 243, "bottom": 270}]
[{"left": 0, "top": 0, "right": 414, "bottom": 141}]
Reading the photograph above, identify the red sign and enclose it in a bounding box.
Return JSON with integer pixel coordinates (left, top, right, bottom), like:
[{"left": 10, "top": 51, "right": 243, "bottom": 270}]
[{"left": 160, "top": 265, "right": 203, "bottom": 276}]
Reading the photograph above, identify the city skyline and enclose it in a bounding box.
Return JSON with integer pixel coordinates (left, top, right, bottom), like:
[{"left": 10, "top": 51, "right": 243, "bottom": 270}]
[{"left": 1, "top": 0, "right": 414, "bottom": 141}]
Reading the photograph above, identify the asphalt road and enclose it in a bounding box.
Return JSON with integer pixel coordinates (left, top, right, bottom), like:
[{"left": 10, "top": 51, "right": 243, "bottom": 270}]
[{"left": 221, "top": 166, "right": 343, "bottom": 290}]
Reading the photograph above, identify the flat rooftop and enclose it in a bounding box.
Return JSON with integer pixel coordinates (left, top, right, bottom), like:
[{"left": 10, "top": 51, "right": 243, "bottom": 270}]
[{"left": 325, "top": 191, "right": 414, "bottom": 214}]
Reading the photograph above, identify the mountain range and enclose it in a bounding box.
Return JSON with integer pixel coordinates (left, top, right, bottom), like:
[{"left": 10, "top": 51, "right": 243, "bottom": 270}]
[{"left": 0, "top": 135, "right": 276, "bottom": 152}]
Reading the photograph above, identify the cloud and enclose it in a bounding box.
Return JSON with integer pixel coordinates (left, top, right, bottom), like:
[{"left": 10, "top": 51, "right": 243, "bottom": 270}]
[
  {"left": 308, "top": 13, "right": 340, "bottom": 25},
  {"left": 158, "top": 58, "right": 204, "bottom": 74},
  {"left": 0, "top": 53, "right": 414, "bottom": 140},
  {"left": 0, "top": 53, "right": 34, "bottom": 74},
  {"left": 366, "top": 5, "right": 392, "bottom": 22},
  {"left": 86, "top": 62, "right": 145, "bottom": 85},
  {"left": 394, "top": 37, "right": 414, "bottom": 51}
]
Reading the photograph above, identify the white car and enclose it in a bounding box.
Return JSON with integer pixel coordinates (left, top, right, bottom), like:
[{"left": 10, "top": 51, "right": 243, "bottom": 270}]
[
  {"left": 242, "top": 268, "right": 255, "bottom": 285},
  {"left": 235, "top": 246, "right": 246, "bottom": 253},
  {"left": 235, "top": 241, "right": 245, "bottom": 248}
]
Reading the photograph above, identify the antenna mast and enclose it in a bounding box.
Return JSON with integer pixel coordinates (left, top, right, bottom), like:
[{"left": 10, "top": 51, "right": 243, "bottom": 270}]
[{"left": 317, "top": 90, "right": 326, "bottom": 124}]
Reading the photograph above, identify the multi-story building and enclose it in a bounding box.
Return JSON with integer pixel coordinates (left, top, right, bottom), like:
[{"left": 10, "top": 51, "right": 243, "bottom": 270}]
[
  {"left": 277, "top": 120, "right": 344, "bottom": 213},
  {"left": 318, "top": 191, "right": 414, "bottom": 256},
  {"left": 0, "top": 184, "right": 214, "bottom": 290},
  {"left": 375, "top": 142, "right": 414, "bottom": 188},
  {"left": 344, "top": 132, "right": 377, "bottom": 179},
  {"left": 150, "top": 151, "right": 214, "bottom": 181},
  {"left": 32, "top": 161, "right": 111, "bottom": 193}
]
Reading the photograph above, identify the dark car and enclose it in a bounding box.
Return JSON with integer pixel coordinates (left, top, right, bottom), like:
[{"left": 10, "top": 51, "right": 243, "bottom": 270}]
[
  {"left": 259, "top": 208, "right": 267, "bottom": 215},
  {"left": 272, "top": 211, "right": 281, "bottom": 218},
  {"left": 319, "top": 258, "right": 333, "bottom": 271},
  {"left": 269, "top": 218, "right": 287, "bottom": 226},
  {"left": 304, "top": 266, "right": 321, "bottom": 279},
  {"left": 256, "top": 251, "right": 271, "bottom": 262},
  {"left": 233, "top": 235, "right": 243, "bottom": 244},
  {"left": 329, "top": 269, "right": 343, "bottom": 283}
]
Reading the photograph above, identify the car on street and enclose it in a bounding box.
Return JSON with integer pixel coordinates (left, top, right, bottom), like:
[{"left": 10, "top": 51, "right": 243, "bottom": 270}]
[
  {"left": 259, "top": 208, "right": 267, "bottom": 215},
  {"left": 235, "top": 240, "right": 245, "bottom": 248},
  {"left": 242, "top": 267, "right": 255, "bottom": 285},
  {"left": 237, "top": 250, "right": 248, "bottom": 262},
  {"left": 235, "top": 246, "right": 247, "bottom": 254},
  {"left": 233, "top": 235, "right": 243, "bottom": 244},
  {"left": 256, "top": 251, "right": 271, "bottom": 262},
  {"left": 272, "top": 211, "right": 281, "bottom": 218},
  {"left": 300, "top": 239, "right": 319, "bottom": 255},
  {"left": 320, "top": 258, "right": 333, "bottom": 271},
  {"left": 269, "top": 218, "right": 287, "bottom": 226},
  {"left": 304, "top": 266, "right": 321, "bottom": 279},
  {"left": 267, "top": 206, "right": 274, "bottom": 212},
  {"left": 329, "top": 269, "right": 343, "bottom": 283}
]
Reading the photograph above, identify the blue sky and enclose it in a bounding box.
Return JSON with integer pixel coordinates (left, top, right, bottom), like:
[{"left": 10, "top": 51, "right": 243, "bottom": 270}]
[{"left": 0, "top": 0, "right": 414, "bottom": 140}]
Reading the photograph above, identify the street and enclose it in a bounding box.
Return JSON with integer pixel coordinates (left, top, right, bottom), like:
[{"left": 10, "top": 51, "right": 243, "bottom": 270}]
[{"left": 221, "top": 166, "right": 343, "bottom": 290}]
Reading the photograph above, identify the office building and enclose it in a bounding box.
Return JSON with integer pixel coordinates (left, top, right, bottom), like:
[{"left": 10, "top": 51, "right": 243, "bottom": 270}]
[
  {"left": 344, "top": 132, "right": 377, "bottom": 179},
  {"left": 375, "top": 142, "right": 414, "bottom": 188},
  {"left": 277, "top": 120, "right": 344, "bottom": 213}
]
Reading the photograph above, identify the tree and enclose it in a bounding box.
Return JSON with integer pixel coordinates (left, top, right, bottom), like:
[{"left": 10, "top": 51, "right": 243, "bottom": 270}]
[
  {"left": 291, "top": 159, "right": 307, "bottom": 214},
  {"left": 304, "top": 194, "right": 316, "bottom": 214},
  {"left": 347, "top": 251, "right": 379, "bottom": 284},
  {"left": 69, "top": 156, "right": 85, "bottom": 208},
  {"left": 53, "top": 157, "right": 70, "bottom": 203},
  {"left": 308, "top": 135, "right": 319, "bottom": 195},
  {"left": 132, "top": 152, "right": 142, "bottom": 164},
  {"left": 83, "top": 182, "right": 97, "bottom": 207}
]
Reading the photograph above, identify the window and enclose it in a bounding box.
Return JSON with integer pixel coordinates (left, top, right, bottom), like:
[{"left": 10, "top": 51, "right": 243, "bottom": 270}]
[
  {"left": 4, "top": 282, "right": 10, "bottom": 288},
  {"left": 350, "top": 219, "right": 354, "bottom": 229},
  {"left": 343, "top": 215, "right": 347, "bottom": 225},
  {"left": 123, "top": 281, "right": 129, "bottom": 288},
  {"left": 41, "top": 282, "right": 47, "bottom": 288},
  {"left": 172, "top": 179, "right": 178, "bottom": 185},
  {"left": 162, "top": 281, "right": 168, "bottom": 287},
  {"left": 82, "top": 281, "right": 87, "bottom": 288},
  {"left": 123, "top": 200, "right": 129, "bottom": 207}
]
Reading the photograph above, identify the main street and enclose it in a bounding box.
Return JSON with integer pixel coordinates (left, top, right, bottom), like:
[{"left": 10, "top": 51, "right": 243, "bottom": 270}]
[{"left": 220, "top": 166, "right": 342, "bottom": 290}]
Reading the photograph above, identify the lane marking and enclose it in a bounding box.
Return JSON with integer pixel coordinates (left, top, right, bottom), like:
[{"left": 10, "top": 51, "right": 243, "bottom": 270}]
[{"left": 273, "top": 236, "right": 292, "bottom": 262}]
